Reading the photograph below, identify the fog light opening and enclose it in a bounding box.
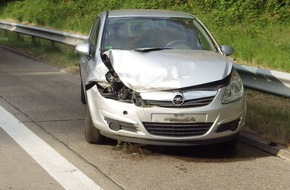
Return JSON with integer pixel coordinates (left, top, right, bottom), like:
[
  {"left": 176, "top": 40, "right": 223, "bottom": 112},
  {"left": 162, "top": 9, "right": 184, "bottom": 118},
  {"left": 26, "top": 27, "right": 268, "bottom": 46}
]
[
  {"left": 109, "top": 121, "right": 120, "bottom": 131},
  {"left": 216, "top": 119, "right": 241, "bottom": 133},
  {"left": 230, "top": 122, "right": 239, "bottom": 131}
]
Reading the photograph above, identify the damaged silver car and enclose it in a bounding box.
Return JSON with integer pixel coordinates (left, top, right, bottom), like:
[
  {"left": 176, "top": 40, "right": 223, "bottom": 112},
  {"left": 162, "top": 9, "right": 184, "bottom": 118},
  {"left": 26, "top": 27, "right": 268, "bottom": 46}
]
[{"left": 75, "top": 9, "right": 246, "bottom": 147}]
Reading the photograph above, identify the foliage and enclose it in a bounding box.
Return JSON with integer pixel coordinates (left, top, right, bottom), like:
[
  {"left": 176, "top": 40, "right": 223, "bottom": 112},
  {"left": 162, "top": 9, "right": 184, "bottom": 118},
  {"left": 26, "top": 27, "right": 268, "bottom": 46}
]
[
  {"left": 0, "top": 0, "right": 191, "bottom": 32},
  {"left": 0, "top": 0, "right": 289, "bottom": 71},
  {"left": 193, "top": 0, "right": 290, "bottom": 24},
  {"left": 0, "top": 0, "right": 288, "bottom": 30},
  {"left": 0, "top": 0, "right": 16, "bottom": 5}
]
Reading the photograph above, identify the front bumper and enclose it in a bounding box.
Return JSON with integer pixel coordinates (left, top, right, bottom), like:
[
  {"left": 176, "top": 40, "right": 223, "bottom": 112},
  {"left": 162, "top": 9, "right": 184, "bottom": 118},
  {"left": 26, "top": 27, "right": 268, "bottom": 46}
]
[{"left": 87, "top": 85, "right": 246, "bottom": 145}]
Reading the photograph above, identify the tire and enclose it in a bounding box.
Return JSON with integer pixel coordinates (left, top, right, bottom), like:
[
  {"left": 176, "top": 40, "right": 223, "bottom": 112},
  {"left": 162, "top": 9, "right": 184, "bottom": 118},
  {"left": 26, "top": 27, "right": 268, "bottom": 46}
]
[
  {"left": 81, "top": 80, "right": 86, "bottom": 104},
  {"left": 84, "top": 104, "right": 103, "bottom": 144}
]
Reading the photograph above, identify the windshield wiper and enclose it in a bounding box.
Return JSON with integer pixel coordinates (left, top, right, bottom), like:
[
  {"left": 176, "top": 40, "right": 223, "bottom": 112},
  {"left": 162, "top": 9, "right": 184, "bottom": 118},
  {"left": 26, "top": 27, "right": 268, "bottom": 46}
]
[{"left": 134, "top": 47, "right": 172, "bottom": 52}]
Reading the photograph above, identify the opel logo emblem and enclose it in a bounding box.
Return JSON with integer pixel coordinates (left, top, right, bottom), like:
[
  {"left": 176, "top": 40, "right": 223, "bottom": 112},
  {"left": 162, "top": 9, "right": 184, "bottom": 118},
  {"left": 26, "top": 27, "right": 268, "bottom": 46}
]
[{"left": 172, "top": 92, "right": 185, "bottom": 106}]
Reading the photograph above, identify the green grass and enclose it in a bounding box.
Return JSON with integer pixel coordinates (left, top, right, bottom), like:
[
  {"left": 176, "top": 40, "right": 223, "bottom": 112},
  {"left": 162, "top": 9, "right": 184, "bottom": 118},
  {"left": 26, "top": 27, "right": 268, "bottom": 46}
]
[
  {"left": 244, "top": 90, "right": 290, "bottom": 146},
  {"left": 0, "top": 30, "right": 79, "bottom": 72},
  {"left": 195, "top": 14, "right": 290, "bottom": 72},
  {"left": 0, "top": 0, "right": 289, "bottom": 72}
]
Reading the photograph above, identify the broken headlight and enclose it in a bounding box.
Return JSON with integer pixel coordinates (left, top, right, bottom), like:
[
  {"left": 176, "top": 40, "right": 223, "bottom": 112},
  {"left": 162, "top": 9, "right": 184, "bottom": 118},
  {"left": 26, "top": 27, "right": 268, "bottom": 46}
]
[{"left": 222, "top": 69, "right": 244, "bottom": 104}]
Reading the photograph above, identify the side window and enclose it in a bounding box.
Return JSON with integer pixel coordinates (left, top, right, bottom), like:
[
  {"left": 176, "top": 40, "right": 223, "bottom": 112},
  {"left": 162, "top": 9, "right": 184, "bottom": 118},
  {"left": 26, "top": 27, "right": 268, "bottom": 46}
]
[{"left": 89, "top": 17, "right": 101, "bottom": 56}]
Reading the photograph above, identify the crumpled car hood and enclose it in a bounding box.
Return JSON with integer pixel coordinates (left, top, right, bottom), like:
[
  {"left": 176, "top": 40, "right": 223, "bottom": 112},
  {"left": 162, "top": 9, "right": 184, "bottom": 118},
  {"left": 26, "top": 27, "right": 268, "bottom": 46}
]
[{"left": 105, "top": 49, "right": 232, "bottom": 92}]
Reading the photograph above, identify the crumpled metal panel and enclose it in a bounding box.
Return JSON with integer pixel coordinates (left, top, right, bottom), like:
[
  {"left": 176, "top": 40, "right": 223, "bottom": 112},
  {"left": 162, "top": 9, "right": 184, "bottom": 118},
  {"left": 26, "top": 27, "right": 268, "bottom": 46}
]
[{"left": 104, "top": 49, "right": 232, "bottom": 92}]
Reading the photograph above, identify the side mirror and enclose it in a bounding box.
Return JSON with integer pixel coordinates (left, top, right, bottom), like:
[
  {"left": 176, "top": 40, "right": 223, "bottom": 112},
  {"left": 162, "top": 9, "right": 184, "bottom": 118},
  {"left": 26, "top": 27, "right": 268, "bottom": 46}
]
[
  {"left": 220, "top": 45, "right": 234, "bottom": 56},
  {"left": 75, "top": 43, "right": 90, "bottom": 55}
]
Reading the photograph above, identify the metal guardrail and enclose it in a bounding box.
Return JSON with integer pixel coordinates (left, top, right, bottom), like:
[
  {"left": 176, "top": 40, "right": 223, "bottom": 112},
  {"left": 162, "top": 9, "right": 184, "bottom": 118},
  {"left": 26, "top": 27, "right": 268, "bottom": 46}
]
[
  {"left": 1, "top": 20, "right": 290, "bottom": 98},
  {"left": 234, "top": 64, "right": 290, "bottom": 98},
  {"left": 0, "top": 21, "right": 87, "bottom": 46}
]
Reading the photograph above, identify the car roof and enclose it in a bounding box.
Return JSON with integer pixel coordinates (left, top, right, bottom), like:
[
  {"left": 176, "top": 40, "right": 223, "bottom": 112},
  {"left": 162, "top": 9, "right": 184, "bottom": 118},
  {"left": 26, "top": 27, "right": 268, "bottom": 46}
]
[{"left": 106, "top": 9, "right": 194, "bottom": 18}]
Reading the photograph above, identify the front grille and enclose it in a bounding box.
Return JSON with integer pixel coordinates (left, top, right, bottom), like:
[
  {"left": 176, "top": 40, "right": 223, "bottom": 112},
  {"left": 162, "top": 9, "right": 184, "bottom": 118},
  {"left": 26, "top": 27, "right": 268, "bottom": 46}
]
[
  {"left": 143, "top": 122, "right": 213, "bottom": 137},
  {"left": 145, "top": 96, "right": 215, "bottom": 108}
]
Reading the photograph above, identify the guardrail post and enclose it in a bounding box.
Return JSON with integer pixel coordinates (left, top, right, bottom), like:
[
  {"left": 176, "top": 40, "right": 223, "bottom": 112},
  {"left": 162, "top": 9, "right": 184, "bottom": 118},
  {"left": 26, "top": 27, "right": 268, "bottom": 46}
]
[
  {"left": 0, "top": 29, "right": 8, "bottom": 37},
  {"left": 16, "top": 32, "right": 20, "bottom": 40},
  {"left": 16, "top": 32, "right": 25, "bottom": 41},
  {"left": 31, "top": 36, "right": 35, "bottom": 44}
]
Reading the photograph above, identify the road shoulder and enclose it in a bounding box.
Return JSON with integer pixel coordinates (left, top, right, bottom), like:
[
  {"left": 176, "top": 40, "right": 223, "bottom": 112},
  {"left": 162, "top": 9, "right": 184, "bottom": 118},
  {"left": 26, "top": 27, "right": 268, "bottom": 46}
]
[{"left": 240, "top": 131, "right": 290, "bottom": 162}]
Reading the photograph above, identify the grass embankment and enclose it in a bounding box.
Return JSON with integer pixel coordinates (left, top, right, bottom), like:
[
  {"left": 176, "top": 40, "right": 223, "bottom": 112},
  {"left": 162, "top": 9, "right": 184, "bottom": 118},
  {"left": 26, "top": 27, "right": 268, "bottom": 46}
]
[
  {"left": 0, "top": 31, "right": 78, "bottom": 72},
  {"left": 0, "top": 0, "right": 289, "bottom": 72},
  {"left": 0, "top": 0, "right": 289, "bottom": 146},
  {"left": 245, "top": 90, "right": 290, "bottom": 146}
]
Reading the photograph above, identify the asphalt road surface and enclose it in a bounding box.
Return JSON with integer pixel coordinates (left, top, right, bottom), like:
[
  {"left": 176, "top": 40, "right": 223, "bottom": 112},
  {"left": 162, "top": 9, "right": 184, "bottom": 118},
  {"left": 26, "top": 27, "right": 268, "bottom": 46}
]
[{"left": 0, "top": 46, "right": 290, "bottom": 190}]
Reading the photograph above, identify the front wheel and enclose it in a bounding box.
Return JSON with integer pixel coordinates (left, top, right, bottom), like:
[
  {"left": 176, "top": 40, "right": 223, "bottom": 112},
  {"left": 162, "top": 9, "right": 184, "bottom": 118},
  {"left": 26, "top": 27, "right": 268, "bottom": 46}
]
[
  {"left": 84, "top": 104, "right": 104, "bottom": 144},
  {"left": 80, "top": 80, "right": 86, "bottom": 104}
]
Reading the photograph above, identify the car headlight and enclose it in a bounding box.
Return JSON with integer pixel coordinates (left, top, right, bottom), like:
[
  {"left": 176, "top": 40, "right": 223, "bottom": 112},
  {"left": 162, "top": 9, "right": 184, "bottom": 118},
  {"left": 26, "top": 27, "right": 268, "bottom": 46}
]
[{"left": 222, "top": 69, "right": 244, "bottom": 104}]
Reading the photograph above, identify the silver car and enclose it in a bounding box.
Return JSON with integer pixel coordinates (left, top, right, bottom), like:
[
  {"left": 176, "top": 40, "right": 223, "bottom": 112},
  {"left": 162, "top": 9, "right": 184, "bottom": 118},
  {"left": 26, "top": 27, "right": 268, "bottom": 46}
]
[{"left": 75, "top": 9, "right": 246, "bottom": 147}]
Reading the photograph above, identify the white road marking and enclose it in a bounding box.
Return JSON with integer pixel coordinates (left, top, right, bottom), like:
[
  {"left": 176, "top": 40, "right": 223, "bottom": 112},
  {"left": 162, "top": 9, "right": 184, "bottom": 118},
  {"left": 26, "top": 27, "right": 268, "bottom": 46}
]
[{"left": 0, "top": 106, "right": 102, "bottom": 190}]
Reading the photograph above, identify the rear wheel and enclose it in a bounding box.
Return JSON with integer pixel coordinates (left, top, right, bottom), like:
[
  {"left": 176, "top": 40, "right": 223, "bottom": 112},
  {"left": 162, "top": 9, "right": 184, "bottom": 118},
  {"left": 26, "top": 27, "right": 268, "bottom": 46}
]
[{"left": 84, "top": 104, "right": 104, "bottom": 144}]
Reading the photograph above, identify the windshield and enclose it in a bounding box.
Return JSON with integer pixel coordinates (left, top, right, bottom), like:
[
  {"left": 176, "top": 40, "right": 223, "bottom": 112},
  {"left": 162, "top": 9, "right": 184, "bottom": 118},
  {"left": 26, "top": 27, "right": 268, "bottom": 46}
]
[{"left": 102, "top": 17, "right": 218, "bottom": 51}]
